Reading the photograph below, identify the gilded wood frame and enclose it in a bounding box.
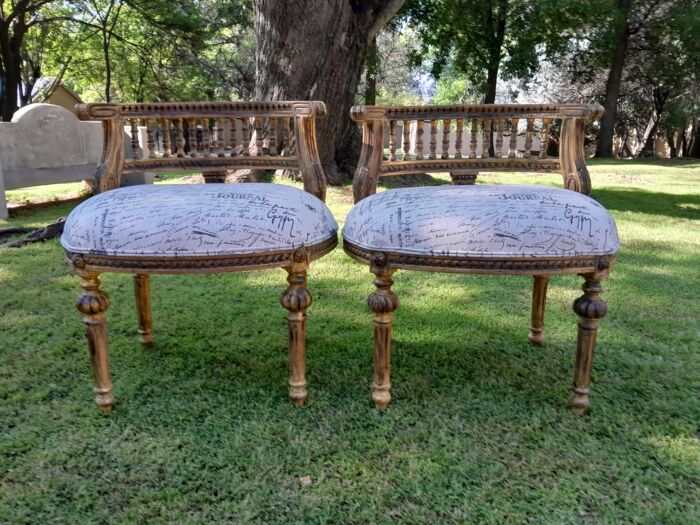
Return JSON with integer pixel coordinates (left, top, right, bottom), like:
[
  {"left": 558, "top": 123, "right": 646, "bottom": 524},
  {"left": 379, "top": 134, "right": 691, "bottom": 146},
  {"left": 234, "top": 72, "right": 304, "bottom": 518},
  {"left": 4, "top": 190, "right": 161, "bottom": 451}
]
[
  {"left": 350, "top": 103, "right": 604, "bottom": 202},
  {"left": 68, "top": 236, "right": 337, "bottom": 410},
  {"left": 344, "top": 239, "right": 614, "bottom": 414}
]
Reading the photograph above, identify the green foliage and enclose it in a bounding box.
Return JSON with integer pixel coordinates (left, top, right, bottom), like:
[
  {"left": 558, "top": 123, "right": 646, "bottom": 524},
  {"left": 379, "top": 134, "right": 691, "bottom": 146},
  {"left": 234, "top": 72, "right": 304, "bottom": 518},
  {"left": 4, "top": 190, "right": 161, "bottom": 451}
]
[
  {"left": 400, "top": 0, "right": 569, "bottom": 101},
  {"left": 1, "top": 161, "right": 700, "bottom": 522}
]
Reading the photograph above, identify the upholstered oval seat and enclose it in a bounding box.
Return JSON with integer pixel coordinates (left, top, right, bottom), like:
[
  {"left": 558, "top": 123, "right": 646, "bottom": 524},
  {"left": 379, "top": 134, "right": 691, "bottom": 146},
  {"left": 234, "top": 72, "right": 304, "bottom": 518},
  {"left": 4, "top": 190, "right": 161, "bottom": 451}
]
[
  {"left": 343, "top": 185, "right": 619, "bottom": 258},
  {"left": 62, "top": 183, "right": 338, "bottom": 257}
]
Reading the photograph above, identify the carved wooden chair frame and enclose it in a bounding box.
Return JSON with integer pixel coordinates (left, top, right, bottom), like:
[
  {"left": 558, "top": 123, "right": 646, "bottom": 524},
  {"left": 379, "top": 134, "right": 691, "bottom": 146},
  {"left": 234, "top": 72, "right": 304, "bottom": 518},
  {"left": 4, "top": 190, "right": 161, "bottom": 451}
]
[
  {"left": 347, "top": 103, "right": 612, "bottom": 413},
  {"left": 68, "top": 101, "right": 335, "bottom": 410},
  {"left": 350, "top": 103, "right": 604, "bottom": 202}
]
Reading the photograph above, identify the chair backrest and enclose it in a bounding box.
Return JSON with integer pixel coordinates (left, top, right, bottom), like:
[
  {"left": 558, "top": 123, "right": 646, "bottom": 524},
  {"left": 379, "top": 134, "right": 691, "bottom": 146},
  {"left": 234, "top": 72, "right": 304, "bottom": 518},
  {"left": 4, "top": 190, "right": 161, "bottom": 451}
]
[
  {"left": 77, "top": 101, "right": 328, "bottom": 201},
  {"left": 350, "top": 103, "right": 603, "bottom": 202}
]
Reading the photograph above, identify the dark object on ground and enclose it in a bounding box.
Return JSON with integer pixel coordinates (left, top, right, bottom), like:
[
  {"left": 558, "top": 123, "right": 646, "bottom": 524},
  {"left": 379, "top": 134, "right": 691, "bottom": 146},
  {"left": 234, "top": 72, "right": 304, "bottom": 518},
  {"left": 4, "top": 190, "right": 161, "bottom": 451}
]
[{"left": 0, "top": 219, "right": 65, "bottom": 248}]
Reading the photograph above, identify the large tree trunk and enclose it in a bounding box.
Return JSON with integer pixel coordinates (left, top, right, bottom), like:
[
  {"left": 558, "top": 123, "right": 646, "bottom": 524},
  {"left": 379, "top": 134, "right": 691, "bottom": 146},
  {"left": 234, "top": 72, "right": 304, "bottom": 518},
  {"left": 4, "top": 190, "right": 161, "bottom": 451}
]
[
  {"left": 0, "top": 21, "right": 22, "bottom": 121},
  {"left": 596, "top": 0, "right": 631, "bottom": 158},
  {"left": 364, "top": 37, "right": 379, "bottom": 105},
  {"left": 635, "top": 87, "right": 669, "bottom": 158},
  {"left": 688, "top": 118, "right": 700, "bottom": 158},
  {"left": 253, "top": 0, "right": 404, "bottom": 185}
]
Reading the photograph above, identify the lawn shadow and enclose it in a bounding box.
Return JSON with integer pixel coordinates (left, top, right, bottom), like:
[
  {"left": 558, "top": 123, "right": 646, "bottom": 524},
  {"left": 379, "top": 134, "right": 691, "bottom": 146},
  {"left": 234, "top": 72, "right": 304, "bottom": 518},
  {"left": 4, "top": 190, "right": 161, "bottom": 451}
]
[{"left": 593, "top": 187, "right": 700, "bottom": 219}]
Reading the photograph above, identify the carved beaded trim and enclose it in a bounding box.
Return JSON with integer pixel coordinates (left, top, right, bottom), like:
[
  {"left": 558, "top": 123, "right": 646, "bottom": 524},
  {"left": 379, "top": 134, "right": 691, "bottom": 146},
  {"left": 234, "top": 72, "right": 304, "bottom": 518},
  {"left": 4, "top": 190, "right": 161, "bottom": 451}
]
[
  {"left": 123, "top": 156, "right": 299, "bottom": 172},
  {"left": 379, "top": 159, "right": 561, "bottom": 174},
  {"left": 343, "top": 240, "right": 599, "bottom": 274},
  {"left": 67, "top": 235, "right": 338, "bottom": 274}
]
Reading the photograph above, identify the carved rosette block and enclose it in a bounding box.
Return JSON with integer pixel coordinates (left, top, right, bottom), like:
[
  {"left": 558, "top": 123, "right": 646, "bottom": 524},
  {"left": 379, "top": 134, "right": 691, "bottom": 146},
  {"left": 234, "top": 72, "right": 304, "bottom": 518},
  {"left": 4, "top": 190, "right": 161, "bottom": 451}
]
[
  {"left": 76, "top": 272, "right": 114, "bottom": 410},
  {"left": 280, "top": 248, "right": 312, "bottom": 406},
  {"left": 367, "top": 253, "right": 399, "bottom": 408},
  {"left": 528, "top": 276, "right": 549, "bottom": 346},
  {"left": 450, "top": 171, "right": 478, "bottom": 185},
  {"left": 570, "top": 261, "right": 609, "bottom": 414}
]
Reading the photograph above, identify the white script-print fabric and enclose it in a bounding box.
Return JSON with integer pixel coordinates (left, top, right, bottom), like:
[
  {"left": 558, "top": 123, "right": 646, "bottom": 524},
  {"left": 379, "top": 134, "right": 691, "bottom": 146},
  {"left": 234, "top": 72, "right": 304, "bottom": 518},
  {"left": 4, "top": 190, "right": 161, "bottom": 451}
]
[
  {"left": 62, "top": 184, "right": 338, "bottom": 257},
  {"left": 343, "top": 185, "right": 620, "bottom": 258}
]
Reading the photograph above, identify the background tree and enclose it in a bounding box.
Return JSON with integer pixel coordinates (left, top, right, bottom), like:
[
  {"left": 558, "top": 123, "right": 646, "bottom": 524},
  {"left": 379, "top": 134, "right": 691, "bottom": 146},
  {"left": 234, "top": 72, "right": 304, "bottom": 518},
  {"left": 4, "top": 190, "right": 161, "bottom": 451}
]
[{"left": 253, "top": 0, "right": 405, "bottom": 184}]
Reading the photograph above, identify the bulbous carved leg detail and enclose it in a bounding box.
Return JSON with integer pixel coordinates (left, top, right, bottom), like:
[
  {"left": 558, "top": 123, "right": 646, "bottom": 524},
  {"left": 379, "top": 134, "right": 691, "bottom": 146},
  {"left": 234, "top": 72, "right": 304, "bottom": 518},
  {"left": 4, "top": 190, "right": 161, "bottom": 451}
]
[
  {"left": 368, "top": 253, "right": 399, "bottom": 408},
  {"left": 133, "top": 274, "right": 153, "bottom": 346},
  {"left": 570, "top": 273, "right": 608, "bottom": 414},
  {"left": 76, "top": 272, "right": 114, "bottom": 410},
  {"left": 281, "top": 254, "right": 312, "bottom": 406},
  {"left": 528, "top": 276, "right": 549, "bottom": 346}
]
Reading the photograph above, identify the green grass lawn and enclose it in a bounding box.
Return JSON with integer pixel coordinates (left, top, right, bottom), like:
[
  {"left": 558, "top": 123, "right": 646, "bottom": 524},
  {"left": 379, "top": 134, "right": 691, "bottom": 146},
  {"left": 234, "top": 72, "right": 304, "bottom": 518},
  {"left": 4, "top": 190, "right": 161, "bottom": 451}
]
[{"left": 1, "top": 159, "right": 699, "bottom": 523}]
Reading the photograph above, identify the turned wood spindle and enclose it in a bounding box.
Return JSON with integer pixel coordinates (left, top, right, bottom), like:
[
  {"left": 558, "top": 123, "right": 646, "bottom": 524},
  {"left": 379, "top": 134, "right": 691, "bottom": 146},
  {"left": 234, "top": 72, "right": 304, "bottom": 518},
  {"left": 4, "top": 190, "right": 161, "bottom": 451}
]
[
  {"left": 402, "top": 120, "right": 411, "bottom": 160},
  {"left": 455, "top": 118, "right": 464, "bottom": 159},
  {"left": 145, "top": 119, "right": 156, "bottom": 159},
  {"left": 540, "top": 118, "right": 551, "bottom": 159},
  {"left": 201, "top": 120, "right": 211, "bottom": 157},
  {"left": 524, "top": 118, "right": 534, "bottom": 159},
  {"left": 133, "top": 274, "right": 153, "bottom": 346},
  {"left": 388, "top": 120, "right": 397, "bottom": 161},
  {"left": 161, "top": 118, "right": 171, "bottom": 156},
  {"left": 215, "top": 117, "right": 225, "bottom": 157},
  {"left": 175, "top": 118, "right": 185, "bottom": 158},
  {"left": 571, "top": 269, "right": 609, "bottom": 414},
  {"left": 280, "top": 249, "right": 312, "bottom": 406},
  {"left": 240, "top": 117, "right": 250, "bottom": 155},
  {"left": 368, "top": 253, "right": 399, "bottom": 408},
  {"left": 482, "top": 118, "right": 492, "bottom": 157},
  {"left": 188, "top": 117, "right": 197, "bottom": 157},
  {"left": 76, "top": 272, "right": 114, "bottom": 410},
  {"left": 429, "top": 120, "right": 438, "bottom": 160},
  {"left": 441, "top": 119, "right": 451, "bottom": 159},
  {"left": 509, "top": 118, "right": 519, "bottom": 158},
  {"left": 495, "top": 118, "right": 504, "bottom": 157},
  {"left": 130, "top": 119, "right": 140, "bottom": 159},
  {"left": 469, "top": 118, "right": 478, "bottom": 158},
  {"left": 227, "top": 117, "right": 236, "bottom": 155},
  {"left": 268, "top": 117, "right": 277, "bottom": 156},
  {"left": 528, "top": 276, "right": 548, "bottom": 346},
  {"left": 416, "top": 121, "right": 425, "bottom": 160},
  {"left": 254, "top": 117, "right": 264, "bottom": 156}
]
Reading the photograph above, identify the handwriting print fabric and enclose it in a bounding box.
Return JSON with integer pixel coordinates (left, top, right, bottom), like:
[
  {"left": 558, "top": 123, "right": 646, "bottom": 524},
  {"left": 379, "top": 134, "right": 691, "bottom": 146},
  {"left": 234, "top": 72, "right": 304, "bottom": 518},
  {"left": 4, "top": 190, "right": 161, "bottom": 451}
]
[
  {"left": 62, "top": 184, "right": 338, "bottom": 257},
  {"left": 343, "top": 185, "right": 619, "bottom": 258}
]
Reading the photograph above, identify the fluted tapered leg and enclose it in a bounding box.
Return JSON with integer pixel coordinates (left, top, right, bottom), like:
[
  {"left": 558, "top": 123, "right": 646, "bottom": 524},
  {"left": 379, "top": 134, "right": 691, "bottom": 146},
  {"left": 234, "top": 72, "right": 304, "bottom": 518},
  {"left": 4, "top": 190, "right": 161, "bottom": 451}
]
[
  {"left": 133, "top": 274, "right": 153, "bottom": 346},
  {"left": 528, "top": 276, "right": 549, "bottom": 346},
  {"left": 76, "top": 272, "right": 114, "bottom": 410},
  {"left": 570, "top": 272, "right": 608, "bottom": 414},
  {"left": 280, "top": 251, "right": 312, "bottom": 406},
  {"left": 368, "top": 253, "right": 399, "bottom": 408}
]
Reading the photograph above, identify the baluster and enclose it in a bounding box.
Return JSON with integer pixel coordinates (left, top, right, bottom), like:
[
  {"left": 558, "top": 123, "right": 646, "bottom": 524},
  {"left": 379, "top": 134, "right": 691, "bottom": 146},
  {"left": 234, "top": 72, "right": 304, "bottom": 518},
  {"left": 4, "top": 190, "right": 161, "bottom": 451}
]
[
  {"left": 286, "top": 118, "right": 296, "bottom": 156},
  {"left": 495, "top": 118, "right": 504, "bottom": 158},
  {"left": 416, "top": 121, "right": 425, "bottom": 160},
  {"left": 145, "top": 119, "right": 156, "bottom": 159},
  {"left": 524, "top": 118, "right": 534, "bottom": 159},
  {"left": 175, "top": 118, "right": 185, "bottom": 158},
  {"left": 540, "top": 118, "right": 551, "bottom": 158},
  {"left": 441, "top": 119, "right": 451, "bottom": 159},
  {"left": 130, "top": 119, "right": 140, "bottom": 159},
  {"left": 469, "top": 118, "right": 478, "bottom": 158},
  {"left": 509, "top": 118, "right": 519, "bottom": 158},
  {"left": 214, "top": 117, "right": 224, "bottom": 157},
  {"left": 388, "top": 120, "right": 397, "bottom": 161},
  {"left": 202, "top": 119, "right": 211, "bottom": 157},
  {"left": 429, "top": 120, "right": 437, "bottom": 159},
  {"left": 402, "top": 120, "right": 411, "bottom": 160},
  {"left": 455, "top": 118, "right": 463, "bottom": 159},
  {"left": 188, "top": 118, "right": 197, "bottom": 157},
  {"left": 240, "top": 117, "right": 249, "bottom": 155},
  {"left": 227, "top": 117, "right": 236, "bottom": 155},
  {"left": 254, "top": 117, "right": 264, "bottom": 156},
  {"left": 268, "top": 117, "right": 277, "bottom": 156},
  {"left": 161, "top": 118, "right": 171, "bottom": 157},
  {"left": 482, "top": 118, "right": 492, "bottom": 157}
]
